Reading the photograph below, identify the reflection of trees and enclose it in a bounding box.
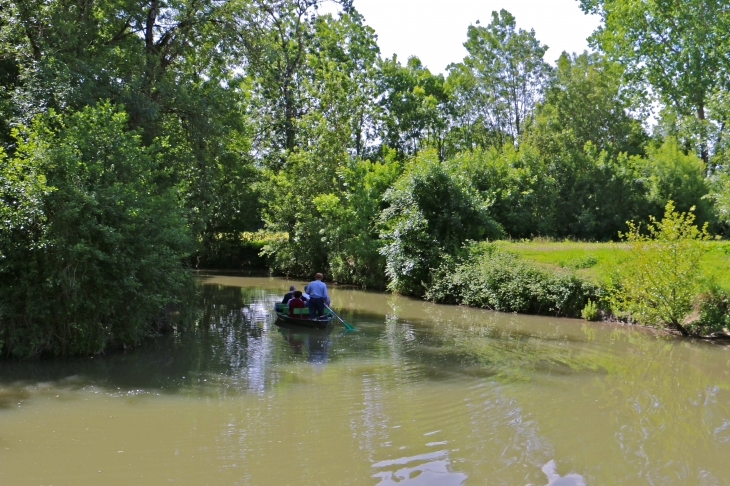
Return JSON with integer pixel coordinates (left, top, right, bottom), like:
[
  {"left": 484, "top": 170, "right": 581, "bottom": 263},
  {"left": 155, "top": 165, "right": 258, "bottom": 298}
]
[
  {"left": 0, "top": 283, "right": 302, "bottom": 394},
  {"left": 4, "top": 280, "right": 730, "bottom": 483},
  {"left": 381, "top": 303, "right": 730, "bottom": 483},
  {"left": 568, "top": 331, "right": 730, "bottom": 484},
  {"left": 388, "top": 304, "right": 607, "bottom": 382}
]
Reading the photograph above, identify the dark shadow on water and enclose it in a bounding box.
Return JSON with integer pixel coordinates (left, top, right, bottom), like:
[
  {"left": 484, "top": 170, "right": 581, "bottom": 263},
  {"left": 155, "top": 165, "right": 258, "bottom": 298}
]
[
  {"left": 0, "top": 277, "right": 657, "bottom": 398},
  {"left": 0, "top": 283, "right": 336, "bottom": 396}
]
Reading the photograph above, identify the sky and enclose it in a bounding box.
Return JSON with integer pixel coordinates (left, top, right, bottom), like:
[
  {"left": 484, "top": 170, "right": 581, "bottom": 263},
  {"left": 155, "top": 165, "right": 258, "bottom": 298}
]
[{"left": 320, "top": 0, "right": 602, "bottom": 74}]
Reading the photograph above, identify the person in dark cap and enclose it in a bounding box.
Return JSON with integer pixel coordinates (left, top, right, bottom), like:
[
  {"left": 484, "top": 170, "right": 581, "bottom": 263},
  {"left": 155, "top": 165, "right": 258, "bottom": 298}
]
[{"left": 282, "top": 285, "right": 296, "bottom": 304}]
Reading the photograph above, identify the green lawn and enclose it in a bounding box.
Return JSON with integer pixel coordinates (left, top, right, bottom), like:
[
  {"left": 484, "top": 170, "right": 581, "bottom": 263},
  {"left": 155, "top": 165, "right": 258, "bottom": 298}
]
[{"left": 497, "top": 240, "right": 730, "bottom": 289}]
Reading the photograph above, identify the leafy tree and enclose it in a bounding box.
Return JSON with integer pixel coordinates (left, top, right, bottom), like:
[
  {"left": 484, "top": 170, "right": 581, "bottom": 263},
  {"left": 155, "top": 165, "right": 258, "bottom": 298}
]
[
  {"left": 377, "top": 56, "right": 449, "bottom": 159},
  {"left": 0, "top": 103, "right": 191, "bottom": 357},
  {"left": 447, "top": 10, "right": 550, "bottom": 149},
  {"left": 379, "top": 150, "right": 504, "bottom": 295},
  {"left": 633, "top": 137, "right": 712, "bottom": 226},
  {"left": 241, "top": 0, "right": 323, "bottom": 158},
  {"left": 534, "top": 52, "right": 647, "bottom": 158},
  {"left": 611, "top": 201, "right": 709, "bottom": 335},
  {"left": 1, "top": 0, "right": 264, "bottom": 252},
  {"left": 260, "top": 8, "right": 389, "bottom": 283},
  {"left": 312, "top": 154, "right": 400, "bottom": 286},
  {"left": 309, "top": 9, "right": 381, "bottom": 157},
  {"left": 706, "top": 167, "right": 730, "bottom": 234},
  {"left": 580, "top": 0, "right": 730, "bottom": 164},
  {"left": 443, "top": 145, "right": 558, "bottom": 238}
]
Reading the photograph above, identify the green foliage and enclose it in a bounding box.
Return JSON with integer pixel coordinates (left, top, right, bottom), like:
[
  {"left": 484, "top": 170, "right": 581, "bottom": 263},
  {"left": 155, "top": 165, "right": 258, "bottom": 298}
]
[
  {"left": 580, "top": 0, "right": 730, "bottom": 163},
  {"left": 0, "top": 103, "right": 191, "bottom": 357},
  {"left": 443, "top": 145, "right": 559, "bottom": 238},
  {"left": 313, "top": 156, "right": 401, "bottom": 286},
  {"left": 379, "top": 150, "right": 504, "bottom": 294},
  {"left": 634, "top": 137, "right": 712, "bottom": 226},
  {"left": 560, "top": 254, "right": 598, "bottom": 270},
  {"left": 524, "top": 52, "right": 653, "bottom": 239},
  {"left": 377, "top": 56, "right": 449, "bottom": 159},
  {"left": 263, "top": 145, "right": 400, "bottom": 287},
  {"left": 611, "top": 201, "right": 709, "bottom": 335},
  {"left": 581, "top": 300, "right": 600, "bottom": 321},
  {"left": 535, "top": 52, "right": 647, "bottom": 158},
  {"left": 695, "top": 285, "right": 730, "bottom": 335},
  {"left": 426, "top": 242, "right": 597, "bottom": 317},
  {"left": 447, "top": 9, "right": 550, "bottom": 149},
  {"left": 705, "top": 167, "right": 730, "bottom": 235}
]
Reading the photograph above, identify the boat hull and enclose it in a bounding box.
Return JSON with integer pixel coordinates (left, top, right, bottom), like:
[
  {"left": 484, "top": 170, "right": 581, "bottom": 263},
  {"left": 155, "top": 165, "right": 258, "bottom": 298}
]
[{"left": 274, "top": 311, "right": 334, "bottom": 329}]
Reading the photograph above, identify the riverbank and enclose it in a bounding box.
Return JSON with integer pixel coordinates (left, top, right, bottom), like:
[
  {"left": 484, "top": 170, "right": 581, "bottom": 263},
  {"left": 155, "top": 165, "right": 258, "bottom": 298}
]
[
  {"left": 425, "top": 240, "right": 730, "bottom": 337},
  {"left": 504, "top": 240, "right": 730, "bottom": 289},
  {"left": 196, "top": 232, "right": 730, "bottom": 338}
]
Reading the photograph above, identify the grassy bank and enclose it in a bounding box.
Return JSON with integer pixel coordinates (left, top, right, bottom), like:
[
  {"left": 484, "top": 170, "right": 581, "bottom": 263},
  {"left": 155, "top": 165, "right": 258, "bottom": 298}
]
[
  {"left": 425, "top": 237, "right": 730, "bottom": 337},
  {"left": 502, "top": 240, "right": 730, "bottom": 289}
]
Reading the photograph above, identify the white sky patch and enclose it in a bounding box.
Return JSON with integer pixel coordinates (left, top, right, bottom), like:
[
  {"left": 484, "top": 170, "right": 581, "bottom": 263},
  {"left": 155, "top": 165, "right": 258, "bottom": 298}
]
[{"left": 319, "top": 0, "right": 602, "bottom": 73}]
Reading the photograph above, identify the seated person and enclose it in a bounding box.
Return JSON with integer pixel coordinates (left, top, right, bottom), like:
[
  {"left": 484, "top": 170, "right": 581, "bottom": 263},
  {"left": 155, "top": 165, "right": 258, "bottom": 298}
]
[
  {"left": 282, "top": 285, "right": 296, "bottom": 304},
  {"left": 301, "top": 285, "right": 311, "bottom": 306},
  {"left": 288, "top": 291, "right": 307, "bottom": 318}
]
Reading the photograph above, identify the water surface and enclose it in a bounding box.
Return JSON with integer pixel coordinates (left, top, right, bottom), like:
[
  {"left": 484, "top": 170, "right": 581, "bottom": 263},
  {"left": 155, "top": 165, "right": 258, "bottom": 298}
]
[{"left": 2, "top": 275, "right": 730, "bottom": 485}]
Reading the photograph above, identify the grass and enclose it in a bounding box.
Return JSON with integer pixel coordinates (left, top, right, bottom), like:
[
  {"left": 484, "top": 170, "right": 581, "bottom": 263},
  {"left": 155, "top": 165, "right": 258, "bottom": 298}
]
[{"left": 497, "top": 240, "right": 730, "bottom": 290}]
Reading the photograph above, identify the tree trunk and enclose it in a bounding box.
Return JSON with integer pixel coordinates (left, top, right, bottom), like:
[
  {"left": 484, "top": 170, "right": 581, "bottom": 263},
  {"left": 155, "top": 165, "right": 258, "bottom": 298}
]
[
  {"left": 671, "top": 319, "right": 690, "bottom": 337},
  {"left": 698, "top": 103, "right": 709, "bottom": 167}
]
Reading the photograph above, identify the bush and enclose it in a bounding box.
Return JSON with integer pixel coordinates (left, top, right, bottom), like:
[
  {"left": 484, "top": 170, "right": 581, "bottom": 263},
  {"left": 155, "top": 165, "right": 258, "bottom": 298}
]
[
  {"left": 380, "top": 151, "right": 504, "bottom": 295},
  {"left": 581, "top": 300, "right": 600, "bottom": 321},
  {"left": 692, "top": 285, "right": 730, "bottom": 335},
  {"left": 426, "top": 243, "right": 597, "bottom": 317},
  {"left": 0, "top": 103, "right": 192, "bottom": 358},
  {"left": 610, "top": 201, "right": 709, "bottom": 335},
  {"left": 559, "top": 254, "right": 598, "bottom": 269}
]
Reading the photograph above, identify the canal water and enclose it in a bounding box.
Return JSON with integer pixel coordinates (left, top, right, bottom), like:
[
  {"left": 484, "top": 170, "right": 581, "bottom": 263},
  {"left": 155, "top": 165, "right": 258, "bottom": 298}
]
[{"left": 2, "top": 275, "right": 730, "bottom": 485}]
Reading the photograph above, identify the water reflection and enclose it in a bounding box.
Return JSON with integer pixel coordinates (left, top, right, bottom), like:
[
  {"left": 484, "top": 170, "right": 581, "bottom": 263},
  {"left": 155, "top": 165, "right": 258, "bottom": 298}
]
[
  {"left": 277, "top": 325, "right": 331, "bottom": 364},
  {"left": 372, "top": 450, "right": 467, "bottom": 485},
  {"left": 1, "top": 275, "right": 730, "bottom": 485},
  {"left": 535, "top": 460, "right": 586, "bottom": 486}
]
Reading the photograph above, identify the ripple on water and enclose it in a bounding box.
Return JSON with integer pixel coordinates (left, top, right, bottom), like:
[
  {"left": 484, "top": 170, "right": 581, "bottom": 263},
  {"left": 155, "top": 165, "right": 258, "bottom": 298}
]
[
  {"left": 371, "top": 450, "right": 468, "bottom": 485},
  {"left": 1, "top": 276, "right": 730, "bottom": 485}
]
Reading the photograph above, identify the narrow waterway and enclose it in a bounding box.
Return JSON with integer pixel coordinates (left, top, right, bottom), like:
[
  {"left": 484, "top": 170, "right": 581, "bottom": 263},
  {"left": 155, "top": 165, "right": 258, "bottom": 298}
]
[{"left": 2, "top": 275, "right": 730, "bottom": 485}]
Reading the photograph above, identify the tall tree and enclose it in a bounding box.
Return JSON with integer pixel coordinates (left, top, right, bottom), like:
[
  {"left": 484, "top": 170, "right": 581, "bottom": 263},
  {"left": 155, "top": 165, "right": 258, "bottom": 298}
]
[
  {"left": 580, "top": 0, "right": 730, "bottom": 165},
  {"left": 524, "top": 52, "right": 650, "bottom": 240},
  {"left": 377, "top": 56, "right": 449, "bottom": 159},
  {"left": 447, "top": 10, "right": 550, "bottom": 148},
  {"left": 535, "top": 52, "right": 646, "bottom": 158}
]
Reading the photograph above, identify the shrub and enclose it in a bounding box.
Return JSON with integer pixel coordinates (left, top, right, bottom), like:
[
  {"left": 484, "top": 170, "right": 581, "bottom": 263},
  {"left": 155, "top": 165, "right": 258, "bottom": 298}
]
[
  {"left": 559, "top": 254, "right": 598, "bottom": 269},
  {"left": 581, "top": 300, "right": 600, "bottom": 321},
  {"left": 0, "top": 103, "right": 192, "bottom": 358},
  {"left": 610, "top": 201, "right": 709, "bottom": 335},
  {"left": 692, "top": 285, "right": 730, "bottom": 335},
  {"left": 380, "top": 151, "right": 504, "bottom": 295},
  {"left": 426, "top": 243, "right": 597, "bottom": 317}
]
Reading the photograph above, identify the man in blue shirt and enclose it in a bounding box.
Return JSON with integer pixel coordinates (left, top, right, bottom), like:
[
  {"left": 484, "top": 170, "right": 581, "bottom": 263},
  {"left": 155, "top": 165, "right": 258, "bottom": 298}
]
[{"left": 307, "top": 273, "right": 330, "bottom": 319}]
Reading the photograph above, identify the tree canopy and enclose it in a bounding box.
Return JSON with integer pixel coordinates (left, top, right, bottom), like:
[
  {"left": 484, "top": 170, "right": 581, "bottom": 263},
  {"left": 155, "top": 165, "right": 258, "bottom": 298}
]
[{"left": 2, "top": 1, "right": 730, "bottom": 355}]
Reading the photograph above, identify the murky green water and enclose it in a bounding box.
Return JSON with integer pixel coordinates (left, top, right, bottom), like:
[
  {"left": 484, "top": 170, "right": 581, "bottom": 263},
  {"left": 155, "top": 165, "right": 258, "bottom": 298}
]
[{"left": 2, "top": 275, "right": 730, "bottom": 485}]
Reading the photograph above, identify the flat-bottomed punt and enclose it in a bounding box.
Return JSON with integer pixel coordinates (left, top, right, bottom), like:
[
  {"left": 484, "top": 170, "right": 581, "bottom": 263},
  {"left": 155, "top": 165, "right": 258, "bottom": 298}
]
[{"left": 274, "top": 303, "right": 334, "bottom": 329}]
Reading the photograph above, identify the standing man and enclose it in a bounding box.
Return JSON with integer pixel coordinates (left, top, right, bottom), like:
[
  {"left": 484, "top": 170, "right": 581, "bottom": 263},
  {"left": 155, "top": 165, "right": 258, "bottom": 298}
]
[{"left": 307, "top": 273, "right": 330, "bottom": 319}]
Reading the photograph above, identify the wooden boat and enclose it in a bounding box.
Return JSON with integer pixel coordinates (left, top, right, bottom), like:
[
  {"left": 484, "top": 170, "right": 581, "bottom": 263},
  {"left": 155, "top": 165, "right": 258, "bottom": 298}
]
[{"left": 273, "top": 302, "right": 334, "bottom": 329}]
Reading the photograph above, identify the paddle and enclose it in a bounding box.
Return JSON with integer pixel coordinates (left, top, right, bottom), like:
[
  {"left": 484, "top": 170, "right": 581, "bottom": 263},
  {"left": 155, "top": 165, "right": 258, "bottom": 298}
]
[{"left": 324, "top": 303, "right": 356, "bottom": 331}]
